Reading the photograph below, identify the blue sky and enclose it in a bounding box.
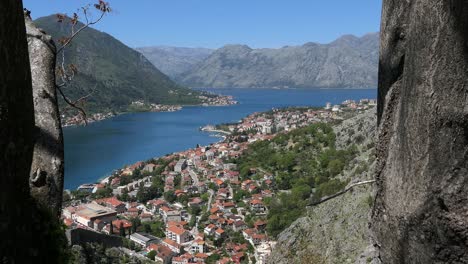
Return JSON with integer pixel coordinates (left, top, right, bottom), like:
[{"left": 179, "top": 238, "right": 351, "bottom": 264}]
[{"left": 23, "top": 0, "right": 382, "bottom": 49}]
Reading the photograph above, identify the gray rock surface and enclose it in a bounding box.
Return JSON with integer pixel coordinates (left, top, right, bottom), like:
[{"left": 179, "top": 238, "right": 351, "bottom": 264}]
[
  {"left": 178, "top": 33, "right": 378, "bottom": 88},
  {"left": 373, "top": 1, "right": 468, "bottom": 263},
  {"left": 0, "top": 5, "right": 68, "bottom": 262},
  {"left": 268, "top": 109, "right": 378, "bottom": 264},
  {"left": 26, "top": 16, "right": 64, "bottom": 216},
  {"left": 136, "top": 46, "right": 213, "bottom": 79}
]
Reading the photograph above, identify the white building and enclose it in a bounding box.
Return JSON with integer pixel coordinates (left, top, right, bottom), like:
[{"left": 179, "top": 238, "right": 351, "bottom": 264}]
[
  {"left": 72, "top": 203, "right": 117, "bottom": 230},
  {"left": 166, "top": 226, "right": 190, "bottom": 244},
  {"left": 160, "top": 206, "right": 181, "bottom": 223},
  {"left": 129, "top": 232, "right": 159, "bottom": 247}
]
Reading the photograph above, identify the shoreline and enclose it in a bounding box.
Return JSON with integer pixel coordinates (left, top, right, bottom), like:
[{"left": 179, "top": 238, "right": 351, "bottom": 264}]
[
  {"left": 65, "top": 92, "right": 376, "bottom": 190},
  {"left": 62, "top": 100, "right": 238, "bottom": 128},
  {"left": 70, "top": 103, "right": 375, "bottom": 191}
]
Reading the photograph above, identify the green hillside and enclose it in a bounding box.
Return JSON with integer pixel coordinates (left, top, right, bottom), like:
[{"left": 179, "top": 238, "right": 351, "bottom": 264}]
[{"left": 34, "top": 15, "right": 204, "bottom": 115}]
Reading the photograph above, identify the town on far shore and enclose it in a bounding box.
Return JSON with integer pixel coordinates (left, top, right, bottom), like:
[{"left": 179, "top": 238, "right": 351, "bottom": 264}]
[
  {"left": 63, "top": 98, "right": 376, "bottom": 264},
  {"left": 62, "top": 93, "right": 238, "bottom": 127}
]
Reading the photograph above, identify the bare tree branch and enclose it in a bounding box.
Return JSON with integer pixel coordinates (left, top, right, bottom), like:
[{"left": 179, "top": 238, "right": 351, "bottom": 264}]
[
  {"left": 56, "top": 84, "right": 88, "bottom": 124},
  {"left": 53, "top": 1, "right": 110, "bottom": 125},
  {"left": 56, "top": 9, "right": 105, "bottom": 54}
]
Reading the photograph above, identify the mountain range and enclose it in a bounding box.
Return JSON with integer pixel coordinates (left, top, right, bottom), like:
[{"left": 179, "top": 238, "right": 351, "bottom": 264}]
[
  {"left": 34, "top": 15, "right": 204, "bottom": 115},
  {"left": 135, "top": 46, "right": 213, "bottom": 79},
  {"left": 138, "top": 33, "right": 379, "bottom": 89}
]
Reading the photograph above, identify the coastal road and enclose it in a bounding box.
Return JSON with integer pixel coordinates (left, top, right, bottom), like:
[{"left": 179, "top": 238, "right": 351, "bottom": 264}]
[
  {"left": 188, "top": 168, "right": 199, "bottom": 186},
  {"left": 206, "top": 189, "right": 214, "bottom": 212}
]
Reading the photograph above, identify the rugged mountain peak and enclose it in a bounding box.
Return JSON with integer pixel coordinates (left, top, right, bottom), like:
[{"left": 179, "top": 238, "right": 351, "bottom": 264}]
[
  {"left": 217, "top": 44, "right": 253, "bottom": 53},
  {"left": 177, "top": 34, "right": 379, "bottom": 89}
]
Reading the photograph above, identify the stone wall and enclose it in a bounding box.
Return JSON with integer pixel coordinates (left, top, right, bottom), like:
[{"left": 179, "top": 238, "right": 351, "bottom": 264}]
[{"left": 66, "top": 228, "right": 123, "bottom": 248}]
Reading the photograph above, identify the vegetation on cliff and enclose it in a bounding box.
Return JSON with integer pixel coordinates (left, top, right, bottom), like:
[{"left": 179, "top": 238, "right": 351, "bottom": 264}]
[
  {"left": 235, "top": 121, "right": 364, "bottom": 237},
  {"left": 267, "top": 109, "right": 377, "bottom": 264}
]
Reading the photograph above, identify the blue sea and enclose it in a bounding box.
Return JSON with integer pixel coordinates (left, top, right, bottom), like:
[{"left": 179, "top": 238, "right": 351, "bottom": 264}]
[{"left": 63, "top": 88, "right": 376, "bottom": 189}]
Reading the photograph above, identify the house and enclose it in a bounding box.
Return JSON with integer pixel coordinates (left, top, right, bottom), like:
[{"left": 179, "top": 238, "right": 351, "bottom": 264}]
[
  {"left": 146, "top": 243, "right": 174, "bottom": 264},
  {"left": 217, "top": 188, "right": 230, "bottom": 198},
  {"left": 241, "top": 180, "right": 253, "bottom": 190},
  {"left": 261, "top": 189, "right": 273, "bottom": 197},
  {"left": 73, "top": 203, "right": 117, "bottom": 229},
  {"left": 215, "top": 228, "right": 225, "bottom": 239},
  {"left": 233, "top": 220, "right": 248, "bottom": 232},
  {"left": 205, "top": 150, "right": 215, "bottom": 160},
  {"left": 110, "top": 177, "right": 120, "bottom": 186},
  {"left": 232, "top": 252, "right": 246, "bottom": 263},
  {"left": 242, "top": 228, "right": 256, "bottom": 240},
  {"left": 160, "top": 206, "right": 181, "bottom": 223},
  {"left": 248, "top": 184, "right": 258, "bottom": 193},
  {"left": 143, "top": 163, "right": 157, "bottom": 173},
  {"left": 188, "top": 197, "right": 203, "bottom": 208},
  {"left": 91, "top": 183, "right": 105, "bottom": 193},
  {"left": 223, "top": 163, "right": 237, "bottom": 170},
  {"left": 172, "top": 253, "right": 194, "bottom": 264},
  {"left": 162, "top": 238, "right": 183, "bottom": 254},
  {"left": 214, "top": 179, "right": 226, "bottom": 188},
  {"left": 166, "top": 225, "right": 191, "bottom": 244},
  {"left": 106, "top": 219, "right": 132, "bottom": 235},
  {"left": 129, "top": 232, "right": 160, "bottom": 247},
  {"left": 221, "top": 202, "right": 235, "bottom": 210},
  {"left": 125, "top": 207, "right": 139, "bottom": 217},
  {"left": 62, "top": 206, "right": 77, "bottom": 219},
  {"left": 189, "top": 238, "right": 205, "bottom": 254},
  {"left": 254, "top": 220, "right": 267, "bottom": 232},
  {"left": 208, "top": 214, "right": 219, "bottom": 223},
  {"left": 194, "top": 253, "right": 209, "bottom": 263},
  {"left": 250, "top": 234, "right": 267, "bottom": 245},
  {"left": 140, "top": 213, "right": 153, "bottom": 222},
  {"left": 167, "top": 220, "right": 189, "bottom": 230},
  {"left": 209, "top": 206, "right": 220, "bottom": 215},
  {"left": 93, "top": 197, "right": 126, "bottom": 213},
  {"left": 204, "top": 223, "right": 216, "bottom": 236},
  {"left": 174, "top": 190, "right": 187, "bottom": 198},
  {"left": 250, "top": 199, "right": 266, "bottom": 212}
]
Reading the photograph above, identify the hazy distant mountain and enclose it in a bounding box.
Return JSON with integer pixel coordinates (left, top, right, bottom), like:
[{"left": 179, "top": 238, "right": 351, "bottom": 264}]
[
  {"left": 175, "top": 33, "right": 379, "bottom": 88},
  {"left": 34, "top": 16, "right": 204, "bottom": 114},
  {"left": 136, "top": 46, "right": 214, "bottom": 80}
]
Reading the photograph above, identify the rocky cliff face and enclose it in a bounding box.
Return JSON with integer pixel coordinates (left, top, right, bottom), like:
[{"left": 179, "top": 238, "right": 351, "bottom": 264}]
[
  {"left": 0, "top": 4, "right": 68, "bottom": 262},
  {"left": 373, "top": 1, "right": 468, "bottom": 263},
  {"left": 26, "top": 16, "right": 64, "bottom": 217},
  {"left": 268, "top": 109, "right": 378, "bottom": 264},
  {"left": 178, "top": 34, "right": 379, "bottom": 88}
]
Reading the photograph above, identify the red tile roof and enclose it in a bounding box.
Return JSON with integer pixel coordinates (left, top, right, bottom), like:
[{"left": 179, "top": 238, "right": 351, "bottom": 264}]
[
  {"left": 95, "top": 197, "right": 124, "bottom": 207},
  {"left": 163, "top": 238, "right": 181, "bottom": 249},
  {"left": 167, "top": 225, "right": 187, "bottom": 236}
]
